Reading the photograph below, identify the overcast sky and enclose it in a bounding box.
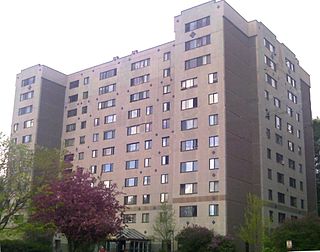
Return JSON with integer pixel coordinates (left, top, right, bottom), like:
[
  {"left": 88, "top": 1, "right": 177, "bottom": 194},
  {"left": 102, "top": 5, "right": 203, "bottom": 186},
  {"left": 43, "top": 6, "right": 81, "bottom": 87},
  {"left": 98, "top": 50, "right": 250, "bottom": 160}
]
[{"left": 0, "top": 0, "right": 319, "bottom": 135}]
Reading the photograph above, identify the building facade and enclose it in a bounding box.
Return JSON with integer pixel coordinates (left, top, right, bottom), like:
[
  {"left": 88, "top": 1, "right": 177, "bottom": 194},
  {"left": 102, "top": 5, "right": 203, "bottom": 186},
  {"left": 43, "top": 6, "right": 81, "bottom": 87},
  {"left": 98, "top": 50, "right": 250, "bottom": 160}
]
[{"left": 11, "top": 0, "right": 316, "bottom": 243}]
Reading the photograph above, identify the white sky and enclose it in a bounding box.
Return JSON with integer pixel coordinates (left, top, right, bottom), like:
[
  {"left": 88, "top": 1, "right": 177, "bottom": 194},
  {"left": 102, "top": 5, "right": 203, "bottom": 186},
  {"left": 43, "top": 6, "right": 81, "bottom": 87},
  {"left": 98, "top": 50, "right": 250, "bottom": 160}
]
[{"left": 0, "top": 0, "right": 319, "bottom": 135}]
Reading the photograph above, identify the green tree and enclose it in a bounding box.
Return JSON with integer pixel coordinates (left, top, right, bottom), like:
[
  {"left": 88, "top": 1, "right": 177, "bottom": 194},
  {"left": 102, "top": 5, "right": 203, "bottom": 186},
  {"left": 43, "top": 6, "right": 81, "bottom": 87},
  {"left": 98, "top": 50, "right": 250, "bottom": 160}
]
[
  {"left": 313, "top": 118, "right": 320, "bottom": 215},
  {"left": 153, "top": 203, "right": 175, "bottom": 252},
  {"left": 239, "top": 193, "right": 266, "bottom": 252},
  {"left": 268, "top": 216, "right": 320, "bottom": 251}
]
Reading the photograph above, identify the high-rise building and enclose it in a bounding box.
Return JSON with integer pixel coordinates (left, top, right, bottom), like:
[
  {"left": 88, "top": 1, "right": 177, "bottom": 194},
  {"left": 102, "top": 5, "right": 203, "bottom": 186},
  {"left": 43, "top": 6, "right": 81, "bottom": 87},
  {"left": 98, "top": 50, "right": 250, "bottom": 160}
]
[{"left": 10, "top": 0, "right": 316, "bottom": 248}]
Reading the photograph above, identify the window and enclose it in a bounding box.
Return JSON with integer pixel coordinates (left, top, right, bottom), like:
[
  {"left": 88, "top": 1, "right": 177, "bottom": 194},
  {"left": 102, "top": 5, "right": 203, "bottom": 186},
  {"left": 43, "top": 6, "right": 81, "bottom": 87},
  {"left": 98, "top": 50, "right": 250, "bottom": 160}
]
[
  {"left": 185, "top": 16, "right": 210, "bottom": 32},
  {"left": 98, "top": 99, "right": 115, "bottom": 110},
  {"left": 65, "top": 138, "right": 75, "bottom": 147},
  {"left": 98, "top": 83, "right": 116, "bottom": 95},
  {"left": 128, "top": 109, "right": 141, "bottom": 119},
  {"left": 185, "top": 34, "right": 211, "bottom": 51},
  {"left": 300, "top": 181, "right": 303, "bottom": 191},
  {"left": 92, "top": 133, "right": 99, "bottom": 142},
  {"left": 267, "top": 169, "right": 272, "bottom": 180},
  {"left": 82, "top": 106, "right": 87, "bottom": 114},
  {"left": 209, "top": 114, "right": 218, "bottom": 126},
  {"left": 267, "top": 148, "right": 271, "bottom": 159},
  {"left": 13, "top": 123, "right": 18, "bottom": 132},
  {"left": 290, "top": 196, "right": 297, "bottom": 207},
  {"left": 278, "top": 213, "right": 286, "bottom": 224},
  {"left": 24, "top": 119, "right": 34, "bottom": 129},
  {"left": 143, "top": 194, "right": 150, "bottom": 204},
  {"left": 18, "top": 105, "right": 33, "bottom": 115},
  {"left": 22, "top": 135, "right": 32, "bottom": 143},
  {"left": 163, "top": 52, "right": 171, "bottom": 61},
  {"left": 287, "top": 106, "right": 293, "bottom": 117},
  {"left": 275, "top": 115, "right": 282, "bottom": 130},
  {"left": 209, "top": 136, "right": 219, "bottom": 147},
  {"left": 208, "top": 72, "right": 218, "bottom": 84},
  {"left": 69, "top": 80, "right": 79, "bottom": 89},
  {"left": 102, "top": 147, "right": 115, "bottom": 156},
  {"left": 277, "top": 172, "right": 284, "bottom": 184},
  {"left": 104, "top": 114, "right": 116, "bottom": 124},
  {"left": 20, "top": 90, "right": 34, "bottom": 101},
  {"left": 145, "top": 122, "right": 152, "bottom": 132},
  {"left": 160, "top": 193, "right": 168, "bottom": 203},
  {"left": 124, "top": 195, "right": 137, "bottom": 205},
  {"left": 209, "top": 204, "right": 219, "bottom": 216},
  {"left": 209, "top": 181, "right": 219, "bottom": 193},
  {"left": 275, "top": 133, "right": 283, "bottom": 145},
  {"left": 181, "top": 77, "right": 197, "bottom": 89},
  {"left": 78, "top": 152, "right": 84, "bottom": 160},
  {"left": 295, "top": 113, "right": 300, "bottom": 122},
  {"left": 296, "top": 129, "right": 301, "bottom": 139},
  {"left": 163, "top": 85, "right": 171, "bottom": 94},
  {"left": 264, "top": 55, "right": 276, "bottom": 71},
  {"left": 288, "top": 159, "right": 295, "bottom": 169},
  {"left": 125, "top": 177, "right": 138, "bottom": 187},
  {"left": 90, "top": 165, "right": 97, "bottom": 174},
  {"left": 131, "top": 58, "right": 150, "bottom": 70},
  {"left": 163, "top": 102, "right": 170, "bottom": 112},
  {"left": 127, "top": 142, "right": 139, "bottom": 152},
  {"left": 80, "top": 121, "right": 86, "bottom": 129},
  {"left": 142, "top": 213, "right": 150, "bottom": 223},
  {"left": 268, "top": 189, "right": 273, "bottom": 200},
  {"left": 181, "top": 118, "right": 198, "bottom": 130},
  {"left": 130, "top": 90, "right": 149, "bottom": 102},
  {"left": 273, "top": 97, "right": 281, "bottom": 108},
  {"left": 161, "top": 174, "right": 168, "bottom": 184},
  {"left": 209, "top": 158, "right": 219, "bottom": 170},
  {"left": 286, "top": 74, "right": 296, "bottom": 88},
  {"left": 301, "top": 199, "right": 305, "bottom": 209},
  {"left": 181, "top": 139, "right": 198, "bottom": 151},
  {"left": 263, "top": 38, "right": 275, "bottom": 52},
  {"left": 103, "top": 180, "right": 112, "bottom": 188},
  {"left": 181, "top": 98, "right": 197, "bottom": 110},
  {"left": 298, "top": 146, "right": 302, "bottom": 155},
  {"left": 278, "top": 192, "right": 285, "bottom": 204},
  {"left": 79, "top": 136, "right": 85, "bottom": 144},
  {"left": 289, "top": 177, "right": 296, "bottom": 188},
  {"left": 144, "top": 140, "right": 152, "bottom": 150},
  {"left": 130, "top": 74, "right": 150, "bottom": 86},
  {"left": 285, "top": 58, "right": 295, "bottom": 72},
  {"left": 163, "top": 68, "right": 171, "bottom": 77},
  {"left": 288, "top": 141, "right": 294, "bottom": 152},
  {"left": 266, "top": 128, "right": 271, "bottom": 139},
  {"left": 146, "top": 106, "right": 153, "bottom": 115},
  {"left": 144, "top": 158, "right": 151, "bottom": 167},
  {"left": 161, "top": 155, "right": 169, "bottom": 165},
  {"left": 83, "top": 76, "right": 89, "bottom": 85},
  {"left": 287, "top": 123, "right": 294, "bottom": 134},
  {"left": 299, "top": 163, "right": 303, "bottom": 173},
  {"left": 162, "top": 136, "right": 169, "bottom": 147},
  {"left": 99, "top": 68, "right": 117, "bottom": 80},
  {"left": 288, "top": 91, "right": 297, "bottom": 104},
  {"left": 123, "top": 214, "right": 136, "bottom": 223},
  {"left": 264, "top": 90, "right": 269, "bottom": 100},
  {"left": 127, "top": 125, "right": 140, "bottom": 136},
  {"left": 126, "top": 160, "right": 139, "bottom": 170},
  {"left": 162, "top": 119, "right": 170, "bottom": 129},
  {"left": 180, "top": 206, "right": 197, "bottom": 217},
  {"left": 208, "top": 93, "right": 218, "bottom": 104},
  {"left": 180, "top": 161, "right": 198, "bottom": 173},
  {"left": 68, "top": 94, "right": 78, "bottom": 103},
  {"left": 21, "top": 76, "right": 35, "bottom": 87},
  {"left": 143, "top": 176, "right": 151, "bottom": 186},
  {"left": 180, "top": 183, "right": 197, "bottom": 195},
  {"left": 276, "top": 153, "right": 284, "bottom": 164},
  {"left": 185, "top": 54, "right": 210, "bottom": 70},
  {"left": 92, "top": 150, "right": 98, "bottom": 158},
  {"left": 102, "top": 163, "right": 113, "bottom": 173},
  {"left": 103, "top": 130, "right": 115, "bottom": 140}
]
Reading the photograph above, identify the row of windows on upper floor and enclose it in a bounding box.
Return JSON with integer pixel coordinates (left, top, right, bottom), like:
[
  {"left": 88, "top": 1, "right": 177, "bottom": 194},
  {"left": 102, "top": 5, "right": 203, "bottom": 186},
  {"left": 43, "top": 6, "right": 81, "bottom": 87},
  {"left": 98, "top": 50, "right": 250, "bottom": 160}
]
[
  {"left": 267, "top": 169, "right": 304, "bottom": 192},
  {"left": 123, "top": 204, "right": 218, "bottom": 225},
  {"left": 266, "top": 148, "right": 302, "bottom": 173},
  {"left": 270, "top": 114, "right": 301, "bottom": 141},
  {"left": 265, "top": 72, "right": 297, "bottom": 90},
  {"left": 267, "top": 189, "right": 304, "bottom": 210},
  {"left": 67, "top": 71, "right": 218, "bottom": 103}
]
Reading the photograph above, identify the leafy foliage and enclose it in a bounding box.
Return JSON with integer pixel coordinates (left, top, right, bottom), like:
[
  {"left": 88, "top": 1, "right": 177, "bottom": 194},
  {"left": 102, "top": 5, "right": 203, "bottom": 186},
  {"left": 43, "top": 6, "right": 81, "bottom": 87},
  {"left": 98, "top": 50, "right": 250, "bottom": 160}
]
[
  {"left": 313, "top": 119, "right": 320, "bottom": 215},
  {"left": 209, "top": 235, "right": 235, "bottom": 252},
  {"left": 152, "top": 203, "right": 175, "bottom": 252},
  {"left": 267, "top": 216, "right": 320, "bottom": 251},
  {"left": 0, "top": 239, "right": 51, "bottom": 252},
  {"left": 32, "top": 169, "right": 123, "bottom": 252}
]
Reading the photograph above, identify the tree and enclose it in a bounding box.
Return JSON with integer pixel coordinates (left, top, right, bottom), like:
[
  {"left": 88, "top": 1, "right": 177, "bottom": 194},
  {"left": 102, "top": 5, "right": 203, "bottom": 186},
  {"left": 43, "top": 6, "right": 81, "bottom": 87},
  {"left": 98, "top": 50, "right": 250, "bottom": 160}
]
[
  {"left": 209, "top": 234, "right": 235, "bottom": 252},
  {"left": 268, "top": 216, "right": 320, "bottom": 251},
  {"left": 239, "top": 193, "right": 265, "bottom": 252},
  {"left": 313, "top": 118, "right": 320, "bottom": 215},
  {"left": 0, "top": 133, "right": 33, "bottom": 232},
  {"left": 153, "top": 203, "right": 175, "bottom": 252},
  {"left": 175, "top": 225, "right": 213, "bottom": 252},
  {"left": 32, "top": 169, "right": 123, "bottom": 252}
]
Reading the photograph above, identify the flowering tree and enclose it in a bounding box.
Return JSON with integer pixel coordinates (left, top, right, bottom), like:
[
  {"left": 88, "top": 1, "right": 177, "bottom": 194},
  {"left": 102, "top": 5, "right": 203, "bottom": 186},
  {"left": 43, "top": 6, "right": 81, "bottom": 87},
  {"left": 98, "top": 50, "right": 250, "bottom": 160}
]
[{"left": 32, "top": 169, "right": 123, "bottom": 252}]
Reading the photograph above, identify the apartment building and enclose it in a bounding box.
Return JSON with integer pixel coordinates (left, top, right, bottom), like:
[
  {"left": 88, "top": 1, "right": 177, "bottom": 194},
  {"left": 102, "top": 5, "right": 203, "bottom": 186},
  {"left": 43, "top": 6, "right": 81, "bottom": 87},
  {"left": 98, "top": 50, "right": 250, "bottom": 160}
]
[{"left": 10, "top": 0, "right": 316, "bottom": 247}]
